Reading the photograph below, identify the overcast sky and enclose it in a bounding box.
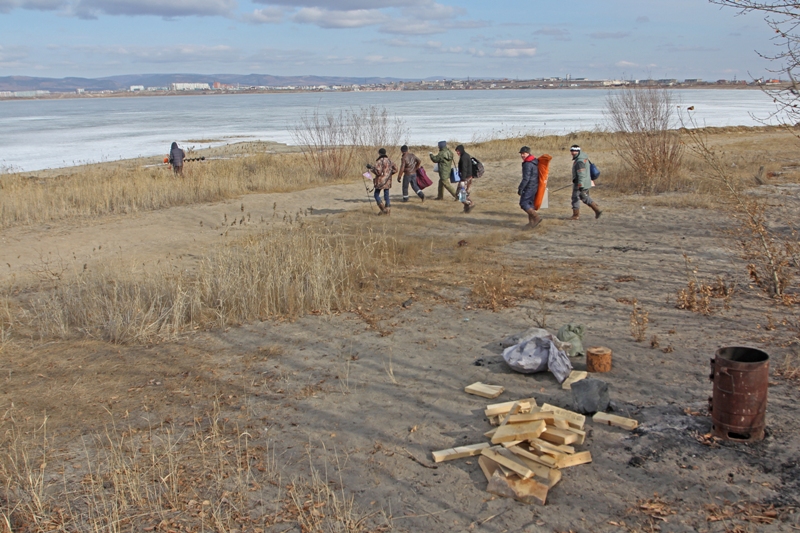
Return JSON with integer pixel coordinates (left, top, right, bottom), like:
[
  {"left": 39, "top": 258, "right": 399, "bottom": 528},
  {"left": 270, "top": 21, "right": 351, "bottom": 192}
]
[{"left": 0, "top": 0, "right": 780, "bottom": 80}]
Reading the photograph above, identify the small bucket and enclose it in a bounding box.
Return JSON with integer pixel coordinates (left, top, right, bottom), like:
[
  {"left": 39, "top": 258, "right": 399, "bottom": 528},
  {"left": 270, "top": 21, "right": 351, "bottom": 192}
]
[
  {"left": 586, "top": 346, "right": 612, "bottom": 373},
  {"left": 709, "top": 346, "right": 769, "bottom": 442}
]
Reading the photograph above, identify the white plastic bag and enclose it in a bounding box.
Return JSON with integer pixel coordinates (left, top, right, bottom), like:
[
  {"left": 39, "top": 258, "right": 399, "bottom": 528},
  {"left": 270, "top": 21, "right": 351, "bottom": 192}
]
[{"left": 502, "top": 328, "right": 573, "bottom": 383}]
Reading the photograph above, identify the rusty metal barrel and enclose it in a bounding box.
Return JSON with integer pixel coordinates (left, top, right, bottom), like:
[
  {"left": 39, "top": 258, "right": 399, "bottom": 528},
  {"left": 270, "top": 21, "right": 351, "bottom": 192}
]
[{"left": 709, "top": 346, "right": 769, "bottom": 442}]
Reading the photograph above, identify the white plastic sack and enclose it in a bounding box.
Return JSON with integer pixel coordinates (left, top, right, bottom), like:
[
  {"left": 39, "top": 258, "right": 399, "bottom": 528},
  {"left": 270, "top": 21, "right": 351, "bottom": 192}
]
[{"left": 502, "top": 328, "right": 573, "bottom": 383}]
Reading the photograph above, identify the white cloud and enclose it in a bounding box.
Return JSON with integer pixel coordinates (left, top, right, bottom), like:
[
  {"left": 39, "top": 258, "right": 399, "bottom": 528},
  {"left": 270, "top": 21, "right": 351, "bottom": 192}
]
[
  {"left": 74, "top": 0, "right": 235, "bottom": 19},
  {"left": 590, "top": 31, "right": 630, "bottom": 40},
  {"left": 293, "top": 6, "right": 387, "bottom": 28},
  {"left": 490, "top": 39, "right": 536, "bottom": 58},
  {"left": 254, "top": 0, "right": 423, "bottom": 9},
  {"left": 616, "top": 60, "right": 637, "bottom": 68},
  {"left": 244, "top": 6, "right": 284, "bottom": 23},
  {"left": 0, "top": 44, "right": 29, "bottom": 67},
  {"left": 0, "top": 0, "right": 64, "bottom": 12},
  {"left": 69, "top": 44, "right": 241, "bottom": 64},
  {"left": 539, "top": 27, "right": 570, "bottom": 41}
]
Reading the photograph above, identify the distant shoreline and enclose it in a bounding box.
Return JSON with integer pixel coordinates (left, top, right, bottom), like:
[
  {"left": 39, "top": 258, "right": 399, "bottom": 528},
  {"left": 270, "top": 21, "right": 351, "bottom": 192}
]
[{"left": 0, "top": 83, "right": 773, "bottom": 102}]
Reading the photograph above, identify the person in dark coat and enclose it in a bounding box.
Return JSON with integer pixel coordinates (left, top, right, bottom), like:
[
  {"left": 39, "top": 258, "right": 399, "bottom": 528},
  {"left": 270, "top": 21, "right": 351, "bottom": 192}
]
[
  {"left": 518, "top": 146, "right": 541, "bottom": 229},
  {"left": 397, "top": 145, "right": 424, "bottom": 202},
  {"left": 455, "top": 145, "right": 475, "bottom": 213},
  {"left": 169, "top": 142, "right": 185, "bottom": 176}
]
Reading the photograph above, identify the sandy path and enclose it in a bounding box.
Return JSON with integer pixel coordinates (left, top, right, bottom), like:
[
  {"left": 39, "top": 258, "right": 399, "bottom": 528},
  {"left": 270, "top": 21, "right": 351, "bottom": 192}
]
[{"left": 0, "top": 180, "right": 371, "bottom": 283}]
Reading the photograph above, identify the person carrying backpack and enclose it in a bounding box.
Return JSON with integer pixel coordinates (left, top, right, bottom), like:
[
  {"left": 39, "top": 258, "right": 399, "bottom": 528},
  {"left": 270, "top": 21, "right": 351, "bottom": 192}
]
[
  {"left": 397, "top": 145, "right": 424, "bottom": 202},
  {"left": 429, "top": 141, "right": 457, "bottom": 200},
  {"left": 455, "top": 144, "right": 476, "bottom": 213},
  {"left": 518, "top": 146, "right": 542, "bottom": 229},
  {"left": 569, "top": 145, "right": 602, "bottom": 220}
]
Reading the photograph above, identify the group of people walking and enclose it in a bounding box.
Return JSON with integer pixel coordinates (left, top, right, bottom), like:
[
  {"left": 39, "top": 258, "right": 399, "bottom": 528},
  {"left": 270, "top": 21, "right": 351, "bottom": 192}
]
[{"left": 366, "top": 141, "right": 602, "bottom": 225}]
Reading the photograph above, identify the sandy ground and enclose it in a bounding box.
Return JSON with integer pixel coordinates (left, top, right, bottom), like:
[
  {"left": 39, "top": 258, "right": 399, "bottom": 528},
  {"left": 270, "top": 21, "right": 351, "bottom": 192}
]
[{"left": 2, "top": 152, "right": 800, "bottom": 532}]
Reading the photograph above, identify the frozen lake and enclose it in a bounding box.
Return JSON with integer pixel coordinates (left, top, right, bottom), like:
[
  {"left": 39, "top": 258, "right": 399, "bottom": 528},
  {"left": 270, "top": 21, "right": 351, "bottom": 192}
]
[{"left": 0, "top": 89, "right": 779, "bottom": 172}]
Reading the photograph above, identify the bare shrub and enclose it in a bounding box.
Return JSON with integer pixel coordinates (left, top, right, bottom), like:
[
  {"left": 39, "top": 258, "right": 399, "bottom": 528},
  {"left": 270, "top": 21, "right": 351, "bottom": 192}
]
[
  {"left": 605, "top": 87, "right": 684, "bottom": 193},
  {"left": 630, "top": 299, "right": 650, "bottom": 342},
  {"left": 291, "top": 106, "right": 406, "bottom": 181},
  {"left": 681, "top": 117, "right": 798, "bottom": 297},
  {"left": 675, "top": 254, "right": 735, "bottom": 314}
]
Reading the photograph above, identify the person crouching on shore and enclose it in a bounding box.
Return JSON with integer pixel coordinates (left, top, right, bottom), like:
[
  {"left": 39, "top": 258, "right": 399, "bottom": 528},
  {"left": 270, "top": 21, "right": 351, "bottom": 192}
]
[
  {"left": 368, "top": 148, "right": 397, "bottom": 215},
  {"left": 169, "top": 142, "right": 185, "bottom": 176}
]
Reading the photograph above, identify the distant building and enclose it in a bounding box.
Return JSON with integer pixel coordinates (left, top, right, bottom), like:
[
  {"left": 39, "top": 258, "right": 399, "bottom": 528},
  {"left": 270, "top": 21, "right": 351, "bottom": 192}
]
[
  {"left": 146, "top": 87, "right": 167, "bottom": 91},
  {"left": 0, "top": 91, "right": 12, "bottom": 97},
  {"left": 170, "top": 82, "right": 211, "bottom": 91},
  {"left": 130, "top": 85, "right": 144, "bottom": 92},
  {"left": 684, "top": 79, "right": 703, "bottom": 83},
  {"left": 76, "top": 88, "right": 84, "bottom": 94},
  {"left": 13, "top": 90, "right": 50, "bottom": 97}
]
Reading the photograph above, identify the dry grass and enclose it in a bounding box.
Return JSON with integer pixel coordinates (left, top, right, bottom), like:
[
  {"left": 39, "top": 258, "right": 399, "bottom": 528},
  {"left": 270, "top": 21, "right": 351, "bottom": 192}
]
[
  {"left": 0, "top": 152, "right": 321, "bottom": 229},
  {"left": 675, "top": 255, "right": 735, "bottom": 315},
  {"left": 0, "top": 407, "right": 387, "bottom": 533},
  {"left": 23, "top": 225, "right": 401, "bottom": 343},
  {"left": 630, "top": 299, "right": 650, "bottom": 342}
]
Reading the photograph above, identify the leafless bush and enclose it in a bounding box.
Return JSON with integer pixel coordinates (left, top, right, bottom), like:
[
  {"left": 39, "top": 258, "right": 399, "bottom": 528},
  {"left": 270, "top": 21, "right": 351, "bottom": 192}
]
[
  {"left": 630, "top": 299, "right": 649, "bottom": 342},
  {"left": 605, "top": 87, "right": 684, "bottom": 193},
  {"left": 291, "top": 106, "right": 406, "bottom": 181},
  {"left": 681, "top": 115, "right": 798, "bottom": 297},
  {"left": 675, "top": 254, "right": 735, "bottom": 314}
]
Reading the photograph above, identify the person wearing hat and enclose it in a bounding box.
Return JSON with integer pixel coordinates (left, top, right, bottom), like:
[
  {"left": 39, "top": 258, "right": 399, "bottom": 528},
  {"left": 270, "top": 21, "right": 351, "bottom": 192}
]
[
  {"left": 518, "top": 146, "right": 542, "bottom": 229},
  {"left": 397, "top": 145, "right": 424, "bottom": 202},
  {"left": 368, "top": 147, "right": 397, "bottom": 215},
  {"left": 429, "top": 141, "right": 457, "bottom": 200},
  {"left": 569, "top": 145, "right": 602, "bottom": 220}
]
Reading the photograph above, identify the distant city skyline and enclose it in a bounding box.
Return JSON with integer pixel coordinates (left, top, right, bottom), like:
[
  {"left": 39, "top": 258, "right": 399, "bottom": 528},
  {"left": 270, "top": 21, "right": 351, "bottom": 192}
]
[{"left": 0, "top": 1, "right": 779, "bottom": 81}]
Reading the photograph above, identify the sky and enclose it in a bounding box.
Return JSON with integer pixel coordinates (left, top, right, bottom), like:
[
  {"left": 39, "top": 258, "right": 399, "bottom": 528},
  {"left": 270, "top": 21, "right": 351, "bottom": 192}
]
[{"left": 0, "top": 0, "right": 783, "bottom": 81}]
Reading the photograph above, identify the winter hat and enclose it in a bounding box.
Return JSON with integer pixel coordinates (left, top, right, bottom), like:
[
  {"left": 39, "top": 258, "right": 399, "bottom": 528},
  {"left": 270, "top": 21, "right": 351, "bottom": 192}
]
[
  {"left": 437, "top": 141, "right": 447, "bottom": 149},
  {"left": 401, "top": 145, "right": 408, "bottom": 152},
  {"left": 570, "top": 145, "right": 581, "bottom": 151}
]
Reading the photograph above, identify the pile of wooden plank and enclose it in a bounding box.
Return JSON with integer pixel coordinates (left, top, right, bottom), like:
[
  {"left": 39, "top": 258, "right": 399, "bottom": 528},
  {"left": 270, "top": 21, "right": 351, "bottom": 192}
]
[{"left": 431, "top": 398, "right": 593, "bottom": 505}]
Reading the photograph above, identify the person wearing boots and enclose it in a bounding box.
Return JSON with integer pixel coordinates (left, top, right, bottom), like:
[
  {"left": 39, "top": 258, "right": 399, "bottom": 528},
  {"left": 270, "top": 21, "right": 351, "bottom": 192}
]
[
  {"left": 518, "top": 146, "right": 542, "bottom": 229},
  {"left": 569, "top": 145, "right": 602, "bottom": 220},
  {"left": 368, "top": 148, "right": 397, "bottom": 215},
  {"left": 397, "top": 145, "right": 424, "bottom": 202},
  {"left": 455, "top": 144, "right": 476, "bottom": 212},
  {"left": 429, "top": 141, "right": 457, "bottom": 200}
]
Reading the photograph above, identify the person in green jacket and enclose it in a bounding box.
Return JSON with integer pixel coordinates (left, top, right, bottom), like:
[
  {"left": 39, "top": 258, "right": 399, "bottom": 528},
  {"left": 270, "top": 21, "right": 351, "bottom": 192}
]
[
  {"left": 429, "top": 141, "right": 457, "bottom": 200},
  {"left": 570, "top": 145, "right": 602, "bottom": 220}
]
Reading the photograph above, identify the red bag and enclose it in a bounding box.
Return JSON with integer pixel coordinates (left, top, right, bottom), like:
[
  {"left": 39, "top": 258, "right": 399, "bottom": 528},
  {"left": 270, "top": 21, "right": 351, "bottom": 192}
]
[
  {"left": 416, "top": 166, "right": 433, "bottom": 189},
  {"left": 534, "top": 154, "right": 551, "bottom": 211}
]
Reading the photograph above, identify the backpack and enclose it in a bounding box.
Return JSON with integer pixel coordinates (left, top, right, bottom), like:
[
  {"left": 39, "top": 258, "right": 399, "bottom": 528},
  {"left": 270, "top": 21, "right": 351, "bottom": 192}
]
[
  {"left": 471, "top": 157, "right": 485, "bottom": 178},
  {"left": 589, "top": 161, "right": 600, "bottom": 181}
]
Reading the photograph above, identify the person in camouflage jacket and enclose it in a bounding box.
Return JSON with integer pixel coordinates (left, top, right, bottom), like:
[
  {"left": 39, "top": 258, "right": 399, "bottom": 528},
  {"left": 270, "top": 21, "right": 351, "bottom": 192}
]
[
  {"left": 569, "top": 145, "right": 602, "bottom": 220},
  {"left": 429, "top": 141, "right": 457, "bottom": 200}
]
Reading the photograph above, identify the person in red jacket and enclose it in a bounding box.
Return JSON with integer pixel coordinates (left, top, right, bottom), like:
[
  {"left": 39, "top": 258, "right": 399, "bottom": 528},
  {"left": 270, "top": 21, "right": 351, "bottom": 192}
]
[{"left": 518, "top": 146, "right": 541, "bottom": 229}]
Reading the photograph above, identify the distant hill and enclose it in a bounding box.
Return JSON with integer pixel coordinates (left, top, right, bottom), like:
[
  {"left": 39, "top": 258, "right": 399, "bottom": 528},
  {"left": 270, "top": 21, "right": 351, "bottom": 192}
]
[{"left": 0, "top": 74, "right": 413, "bottom": 92}]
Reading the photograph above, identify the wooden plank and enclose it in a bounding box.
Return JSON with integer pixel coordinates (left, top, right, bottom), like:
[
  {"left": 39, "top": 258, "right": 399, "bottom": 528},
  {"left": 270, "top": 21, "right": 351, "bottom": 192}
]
[
  {"left": 561, "top": 370, "right": 588, "bottom": 390},
  {"left": 593, "top": 412, "right": 638, "bottom": 430},
  {"left": 529, "top": 438, "right": 575, "bottom": 455},
  {"left": 484, "top": 399, "right": 535, "bottom": 418},
  {"left": 556, "top": 450, "right": 592, "bottom": 469},
  {"left": 486, "top": 470, "right": 549, "bottom": 505},
  {"left": 491, "top": 420, "right": 546, "bottom": 444},
  {"left": 525, "top": 442, "right": 567, "bottom": 462},
  {"left": 541, "top": 403, "right": 586, "bottom": 429},
  {"left": 501, "top": 448, "right": 561, "bottom": 488},
  {"left": 431, "top": 442, "right": 490, "bottom": 463},
  {"left": 501, "top": 440, "right": 524, "bottom": 448},
  {"left": 539, "top": 427, "right": 579, "bottom": 445},
  {"left": 563, "top": 426, "right": 586, "bottom": 445},
  {"left": 488, "top": 416, "right": 500, "bottom": 426},
  {"left": 465, "top": 382, "right": 504, "bottom": 399},
  {"left": 478, "top": 455, "right": 502, "bottom": 482},
  {"left": 495, "top": 448, "right": 553, "bottom": 478},
  {"left": 506, "top": 445, "right": 559, "bottom": 468},
  {"left": 484, "top": 427, "right": 497, "bottom": 439},
  {"left": 480, "top": 447, "right": 535, "bottom": 480},
  {"left": 499, "top": 401, "right": 523, "bottom": 426},
  {"left": 552, "top": 418, "right": 571, "bottom": 430},
  {"left": 506, "top": 412, "right": 556, "bottom": 425}
]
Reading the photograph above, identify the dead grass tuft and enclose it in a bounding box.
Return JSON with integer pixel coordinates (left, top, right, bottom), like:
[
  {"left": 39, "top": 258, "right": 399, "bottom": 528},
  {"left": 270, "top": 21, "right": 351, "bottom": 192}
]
[
  {"left": 630, "top": 299, "right": 650, "bottom": 342},
  {"left": 675, "top": 255, "right": 735, "bottom": 315}
]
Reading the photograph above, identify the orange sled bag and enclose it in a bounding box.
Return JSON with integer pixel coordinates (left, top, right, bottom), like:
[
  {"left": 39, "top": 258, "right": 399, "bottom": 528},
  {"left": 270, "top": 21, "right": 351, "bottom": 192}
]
[{"left": 534, "top": 154, "right": 551, "bottom": 210}]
